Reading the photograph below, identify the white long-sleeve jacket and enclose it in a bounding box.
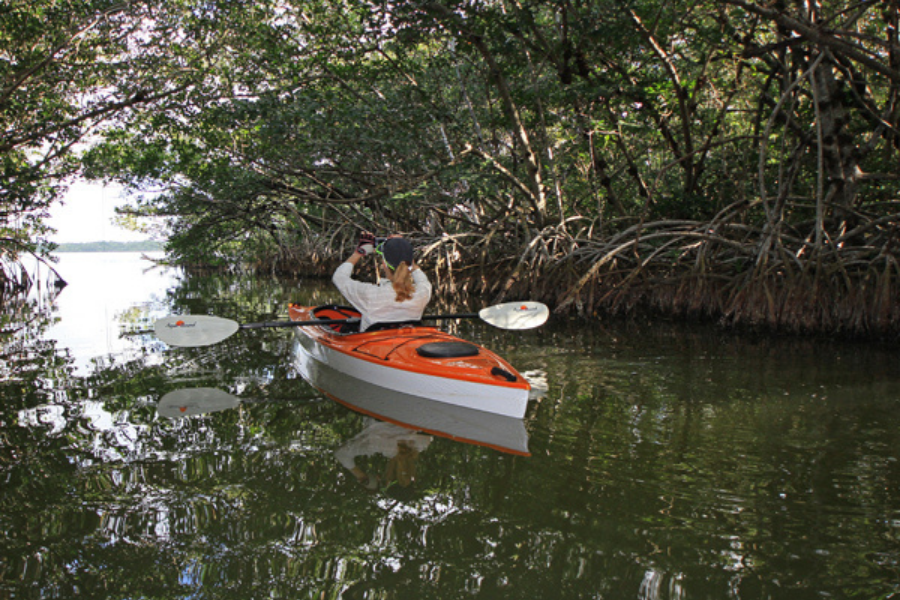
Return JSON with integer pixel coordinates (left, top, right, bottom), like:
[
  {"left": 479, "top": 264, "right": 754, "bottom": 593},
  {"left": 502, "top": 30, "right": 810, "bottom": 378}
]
[{"left": 332, "top": 262, "right": 432, "bottom": 332}]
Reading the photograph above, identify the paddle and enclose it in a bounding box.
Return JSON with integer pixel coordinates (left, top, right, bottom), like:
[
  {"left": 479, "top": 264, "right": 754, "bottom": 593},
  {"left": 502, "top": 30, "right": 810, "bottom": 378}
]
[{"left": 154, "top": 301, "right": 549, "bottom": 347}]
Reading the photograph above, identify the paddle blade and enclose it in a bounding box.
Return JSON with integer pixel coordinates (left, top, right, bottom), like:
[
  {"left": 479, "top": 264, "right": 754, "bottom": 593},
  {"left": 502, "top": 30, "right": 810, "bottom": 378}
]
[
  {"left": 478, "top": 301, "right": 549, "bottom": 330},
  {"left": 157, "top": 387, "right": 241, "bottom": 418},
  {"left": 154, "top": 315, "right": 240, "bottom": 347}
]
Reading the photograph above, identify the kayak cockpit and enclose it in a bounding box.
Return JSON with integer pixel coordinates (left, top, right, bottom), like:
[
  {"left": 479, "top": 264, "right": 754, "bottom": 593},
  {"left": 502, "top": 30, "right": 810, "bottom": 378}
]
[
  {"left": 415, "top": 341, "right": 480, "bottom": 358},
  {"left": 310, "top": 305, "right": 361, "bottom": 334}
]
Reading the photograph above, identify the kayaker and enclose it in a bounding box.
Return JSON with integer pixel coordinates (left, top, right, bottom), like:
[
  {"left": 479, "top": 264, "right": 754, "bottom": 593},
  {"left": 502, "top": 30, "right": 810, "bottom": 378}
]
[{"left": 332, "top": 232, "right": 433, "bottom": 332}]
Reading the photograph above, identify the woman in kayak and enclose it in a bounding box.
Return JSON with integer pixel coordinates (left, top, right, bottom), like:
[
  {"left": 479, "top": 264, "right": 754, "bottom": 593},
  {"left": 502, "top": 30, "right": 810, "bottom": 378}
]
[{"left": 332, "top": 232, "right": 433, "bottom": 332}]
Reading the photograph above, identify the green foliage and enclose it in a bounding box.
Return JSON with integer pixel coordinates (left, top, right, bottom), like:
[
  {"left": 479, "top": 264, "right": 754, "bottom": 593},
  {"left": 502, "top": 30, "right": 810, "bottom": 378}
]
[
  {"left": 81, "top": 0, "right": 769, "bottom": 258},
  {"left": 5, "top": 0, "right": 900, "bottom": 325}
]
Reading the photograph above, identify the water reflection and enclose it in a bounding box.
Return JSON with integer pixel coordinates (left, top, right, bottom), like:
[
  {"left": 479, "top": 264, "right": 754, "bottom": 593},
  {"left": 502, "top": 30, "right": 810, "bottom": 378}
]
[
  {"left": 44, "top": 252, "right": 179, "bottom": 373},
  {"left": 4, "top": 257, "right": 900, "bottom": 599}
]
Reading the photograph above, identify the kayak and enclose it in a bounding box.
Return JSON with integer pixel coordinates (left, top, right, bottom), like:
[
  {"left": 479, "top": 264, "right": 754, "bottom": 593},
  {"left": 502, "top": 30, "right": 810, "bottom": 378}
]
[
  {"left": 288, "top": 304, "right": 531, "bottom": 418},
  {"left": 293, "top": 346, "right": 530, "bottom": 455}
]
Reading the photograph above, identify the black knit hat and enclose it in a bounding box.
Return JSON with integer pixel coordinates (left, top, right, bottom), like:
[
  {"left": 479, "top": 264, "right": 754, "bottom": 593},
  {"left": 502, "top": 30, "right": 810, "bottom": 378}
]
[{"left": 380, "top": 237, "right": 414, "bottom": 269}]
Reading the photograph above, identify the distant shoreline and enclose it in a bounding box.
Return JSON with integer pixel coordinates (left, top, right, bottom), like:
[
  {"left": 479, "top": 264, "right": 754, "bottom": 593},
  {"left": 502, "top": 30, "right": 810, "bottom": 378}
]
[{"left": 54, "top": 241, "right": 164, "bottom": 253}]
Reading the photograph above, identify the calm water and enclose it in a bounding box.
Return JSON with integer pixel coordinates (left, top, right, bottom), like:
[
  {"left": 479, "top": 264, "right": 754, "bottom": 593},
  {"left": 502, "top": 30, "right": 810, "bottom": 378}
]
[{"left": 2, "top": 253, "right": 899, "bottom": 599}]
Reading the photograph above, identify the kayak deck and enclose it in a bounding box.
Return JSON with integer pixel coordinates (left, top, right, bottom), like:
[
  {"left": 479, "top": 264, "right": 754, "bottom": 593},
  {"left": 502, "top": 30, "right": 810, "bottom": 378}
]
[{"left": 289, "top": 304, "right": 530, "bottom": 417}]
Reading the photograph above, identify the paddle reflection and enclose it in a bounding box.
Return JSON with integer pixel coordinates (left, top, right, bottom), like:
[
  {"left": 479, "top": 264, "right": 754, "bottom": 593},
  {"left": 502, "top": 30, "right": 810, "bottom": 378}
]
[{"left": 157, "top": 387, "right": 241, "bottom": 418}]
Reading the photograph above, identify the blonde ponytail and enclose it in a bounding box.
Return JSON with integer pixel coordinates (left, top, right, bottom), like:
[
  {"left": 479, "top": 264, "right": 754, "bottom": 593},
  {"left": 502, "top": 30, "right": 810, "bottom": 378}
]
[{"left": 391, "top": 262, "right": 415, "bottom": 302}]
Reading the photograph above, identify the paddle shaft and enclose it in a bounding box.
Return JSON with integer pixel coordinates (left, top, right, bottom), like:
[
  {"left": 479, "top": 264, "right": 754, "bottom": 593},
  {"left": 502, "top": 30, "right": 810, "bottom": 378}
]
[
  {"left": 241, "top": 318, "right": 356, "bottom": 329},
  {"left": 239, "top": 313, "right": 479, "bottom": 330}
]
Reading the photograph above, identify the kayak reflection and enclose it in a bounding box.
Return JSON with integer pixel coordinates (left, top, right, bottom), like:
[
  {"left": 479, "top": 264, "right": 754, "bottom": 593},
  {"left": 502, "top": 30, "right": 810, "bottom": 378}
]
[{"left": 293, "top": 339, "right": 531, "bottom": 457}]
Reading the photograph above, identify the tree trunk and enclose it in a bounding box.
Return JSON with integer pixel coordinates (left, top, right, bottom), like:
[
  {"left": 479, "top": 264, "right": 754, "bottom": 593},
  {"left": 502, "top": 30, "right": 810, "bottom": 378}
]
[{"left": 811, "top": 52, "right": 864, "bottom": 217}]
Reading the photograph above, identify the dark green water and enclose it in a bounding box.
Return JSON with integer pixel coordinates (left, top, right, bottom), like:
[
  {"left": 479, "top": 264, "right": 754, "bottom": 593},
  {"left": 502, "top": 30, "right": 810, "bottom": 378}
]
[{"left": 2, "top": 253, "right": 899, "bottom": 599}]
